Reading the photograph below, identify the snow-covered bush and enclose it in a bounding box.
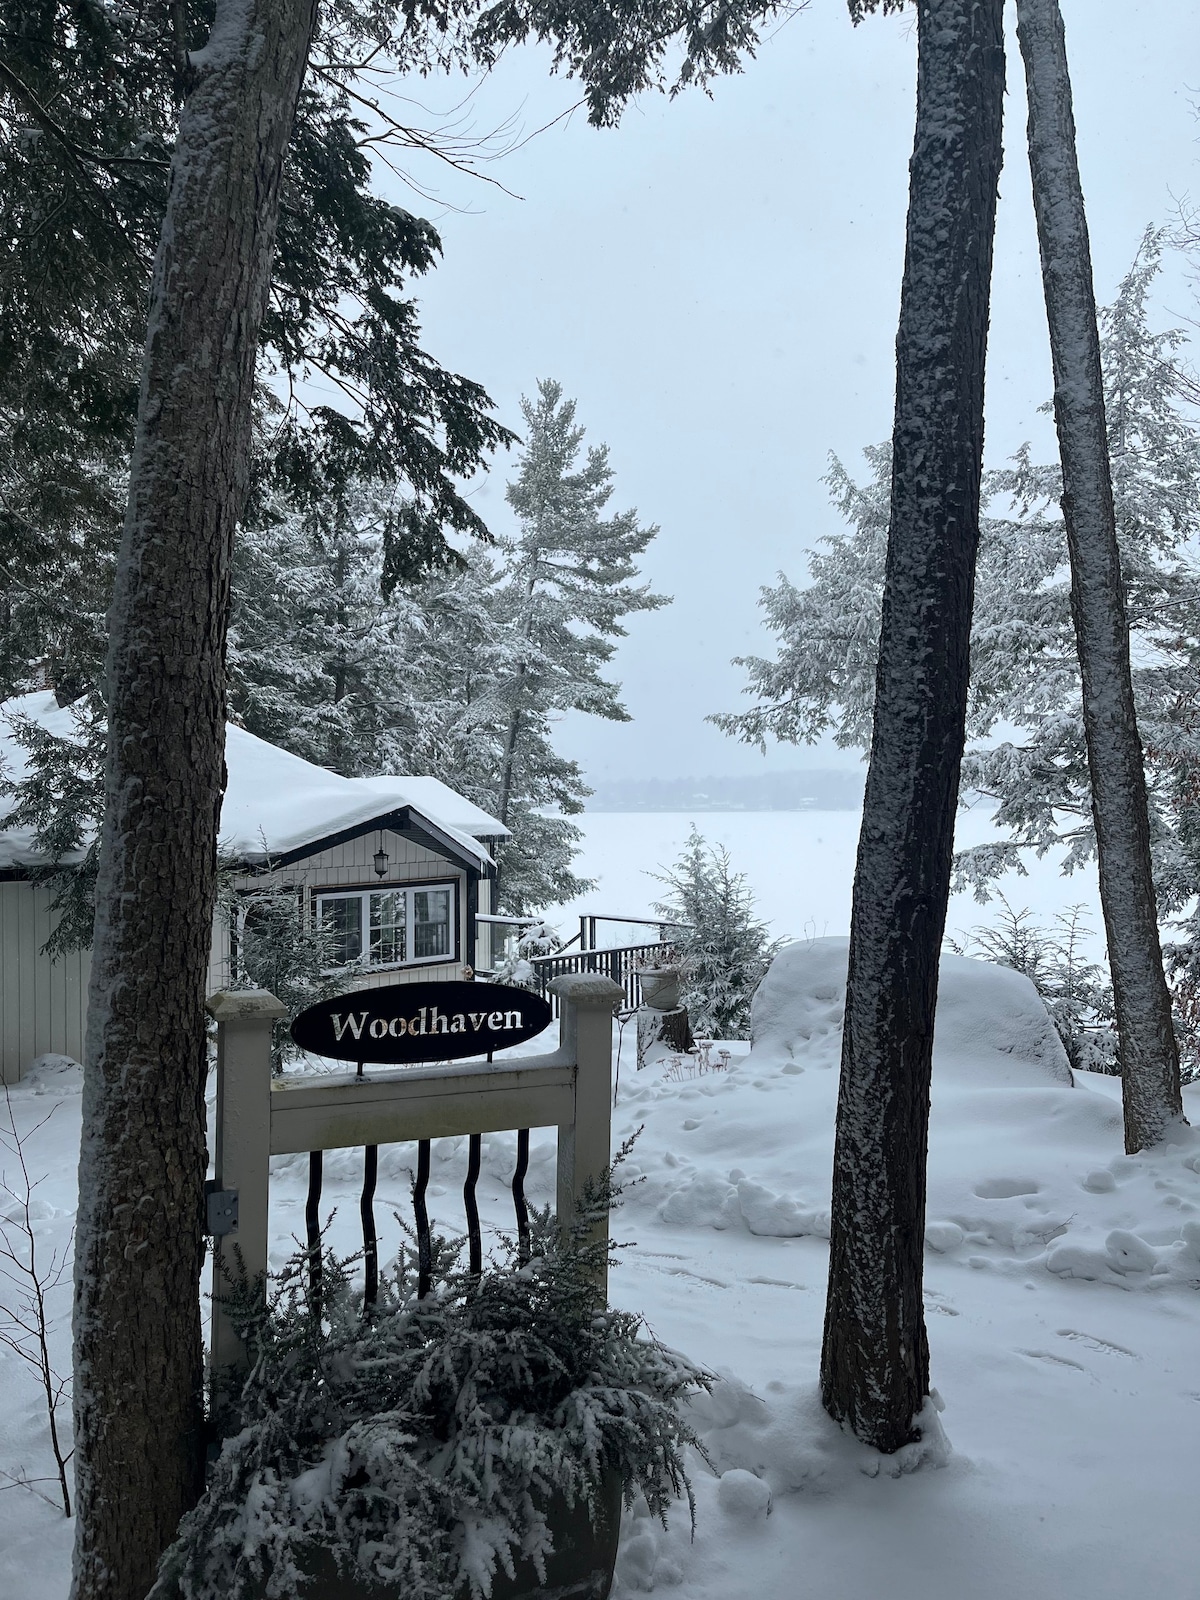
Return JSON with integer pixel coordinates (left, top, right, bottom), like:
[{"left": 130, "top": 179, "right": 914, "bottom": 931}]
[
  {"left": 950, "top": 900, "right": 1119, "bottom": 1074},
  {"left": 491, "top": 921, "right": 562, "bottom": 990},
  {"left": 652, "top": 828, "right": 781, "bottom": 1040},
  {"left": 153, "top": 1158, "right": 706, "bottom": 1600},
  {"left": 221, "top": 868, "right": 352, "bottom": 1070}
]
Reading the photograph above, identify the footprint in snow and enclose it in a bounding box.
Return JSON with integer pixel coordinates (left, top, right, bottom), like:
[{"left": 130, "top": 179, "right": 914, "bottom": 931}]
[
  {"left": 1056, "top": 1329, "right": 1139, "bottom": 1360},
  {"left": 1018, "top": 1349, "right": 1089, "bottom": 1374},
  {"left": 974, "top": 1177, "right": 1041, "bottom": 1199}
]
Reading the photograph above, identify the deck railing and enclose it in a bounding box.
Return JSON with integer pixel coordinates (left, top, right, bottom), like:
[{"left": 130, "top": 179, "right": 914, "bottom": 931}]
[{"left": 527, "top": 943, "right": 669, "bottom": 1015}]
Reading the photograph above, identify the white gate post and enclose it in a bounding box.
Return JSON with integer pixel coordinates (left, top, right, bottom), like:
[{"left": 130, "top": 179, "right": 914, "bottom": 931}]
[
  {"left": 207, "top": 989, "right": 285, "bottom": 1374},
  {"left": 550, "top": 974, "right": 623, "bottom": 1296}
]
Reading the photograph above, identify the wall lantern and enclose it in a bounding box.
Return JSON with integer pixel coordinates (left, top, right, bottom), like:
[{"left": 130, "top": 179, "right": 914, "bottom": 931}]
[{"left": 373, "top": 838, "right": 389, "bottom": 878}]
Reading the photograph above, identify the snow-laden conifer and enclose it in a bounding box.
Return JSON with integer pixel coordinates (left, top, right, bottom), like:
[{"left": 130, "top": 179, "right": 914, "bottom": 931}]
[
  {"left": 652, "top": 829, "right": 780, "bottom": 1040},
  {"left": 152, "top": 1160, "right": 706, "bottom": 1600}
]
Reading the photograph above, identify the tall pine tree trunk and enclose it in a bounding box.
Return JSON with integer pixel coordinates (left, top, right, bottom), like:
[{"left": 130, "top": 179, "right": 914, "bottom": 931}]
[
  {"left": 71, "top": 7, "right": 318, "bottom": 1598},
  {"left": 821, "top": 0, "right": 1004, "bottom": 1453},
  {"left": 1015, "top": 0, "right": 1185, "bottom": 1154}
]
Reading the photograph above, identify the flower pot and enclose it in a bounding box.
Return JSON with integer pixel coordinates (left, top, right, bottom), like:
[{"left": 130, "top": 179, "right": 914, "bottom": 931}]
[
  {"left": 246, "top": 1470, "right": 623, "bottom": 1600},
  {"left": 487, "top": 1470, "right": 622, "bottom": 1600},
  {"left": 635, "top": 966, "right": 681, "bottom": 1012}
]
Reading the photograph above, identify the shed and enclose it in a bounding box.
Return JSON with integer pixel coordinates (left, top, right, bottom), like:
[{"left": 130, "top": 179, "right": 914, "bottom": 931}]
[{"left": 0, "top": 693, "right": 510, "bottom": 1083}]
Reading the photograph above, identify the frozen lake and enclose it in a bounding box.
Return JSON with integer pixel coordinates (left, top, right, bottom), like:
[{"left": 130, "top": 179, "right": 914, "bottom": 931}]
[{"left": 552, "top": 804, "right": 1106, "bottom": 957}]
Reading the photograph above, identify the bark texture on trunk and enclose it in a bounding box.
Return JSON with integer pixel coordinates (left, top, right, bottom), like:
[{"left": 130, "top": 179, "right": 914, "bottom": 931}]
[
  {"left": 820, "top": 0, "right": 1004, "bottom": 1454},
  {"left": 71, "top": 6, "right": 318, "bottom": 1598},
  {"left": 1015, "top": 0, "right": 1185, "bottom": 1154}
]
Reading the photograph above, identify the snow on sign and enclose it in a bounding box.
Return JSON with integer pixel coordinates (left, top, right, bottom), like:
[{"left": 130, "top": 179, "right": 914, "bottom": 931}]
[{"left": 290, "top": 980, "right": 553, "bottom": 1066}]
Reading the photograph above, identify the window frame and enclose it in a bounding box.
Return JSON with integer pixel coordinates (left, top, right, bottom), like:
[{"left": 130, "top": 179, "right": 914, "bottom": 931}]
[{"left": 312, "top": 878, "right": 460, "bottom": 974}]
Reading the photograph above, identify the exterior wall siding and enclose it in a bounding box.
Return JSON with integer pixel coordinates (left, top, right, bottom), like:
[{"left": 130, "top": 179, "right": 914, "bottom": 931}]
[
  {"left": 1, "top": 882, "right": 90, "bottom": 1085},
  {"left": 3, "top": 828, "right": 485, "bottom": 1081},
  {"left": 215, "top": 827, "right": 476, "bottom": 996}
]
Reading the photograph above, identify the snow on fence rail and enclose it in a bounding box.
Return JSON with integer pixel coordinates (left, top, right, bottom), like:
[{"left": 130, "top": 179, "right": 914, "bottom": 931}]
[{"left": 205, "top": 973, "right": 623, "bottom": 1374}]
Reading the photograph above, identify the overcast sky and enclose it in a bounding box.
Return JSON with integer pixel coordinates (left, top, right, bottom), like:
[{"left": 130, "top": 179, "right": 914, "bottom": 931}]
[{"left": 377, "top": 0, "right": 1199, "bottom": 785}]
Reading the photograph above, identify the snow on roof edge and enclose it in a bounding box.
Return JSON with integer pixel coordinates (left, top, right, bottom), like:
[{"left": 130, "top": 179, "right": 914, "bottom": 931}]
[{"left": 1, "top": 696, "right": 500, "bottom": 873}]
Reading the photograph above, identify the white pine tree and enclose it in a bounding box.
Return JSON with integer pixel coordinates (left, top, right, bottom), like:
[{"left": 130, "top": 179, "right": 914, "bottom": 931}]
[
  {"left": 493, "top": 380, "right": 668, "bottom": 831},
  {"left": 716, "top": 234, "right": 1200, "bottom": 932}
]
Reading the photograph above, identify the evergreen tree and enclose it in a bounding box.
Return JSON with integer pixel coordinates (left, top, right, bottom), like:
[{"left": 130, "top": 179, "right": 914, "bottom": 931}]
[
  {"left": 489, "top": 380, "right": 667, "bottom": 906},
  {"left": 717, "top": 236, "right": 1200, "bottom": 1030},
  {"left": 949, "top": 900, "right": 1118, "bottom": 1074},
  {"left": 0, "top": 3, "right": 519, "bottom": 707},
  {"left": 228, "top": 486, "right": 412, "bottom": 775},
  {"left": 652, "top": 828, "right": 780, "bottom": 1040},
  {"left": 0, "top": 694, "right": 105, "bottom": 954},
  {"left": 231, "top": 382, "right": 668, "bottom": 915}
]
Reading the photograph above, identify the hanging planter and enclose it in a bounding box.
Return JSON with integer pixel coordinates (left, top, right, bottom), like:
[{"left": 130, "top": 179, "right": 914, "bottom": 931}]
[{"left": 634, "top": 963, "right": 682, "bottom": 1012}]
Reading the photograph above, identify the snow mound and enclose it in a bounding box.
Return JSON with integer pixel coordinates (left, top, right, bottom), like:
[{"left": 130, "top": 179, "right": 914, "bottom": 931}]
[
  {"left": 613, "top": 939, "right": 1200, "bottom": 1289},
  {"left": 687, "top": 1375, "right": 951, "bottom": 1497},
  {"left": 17, "top": 1053, "right": 83, "bottom": 1095},
  {"left": 751, "top": 937, "right": 1072, "bottom": 1088}
]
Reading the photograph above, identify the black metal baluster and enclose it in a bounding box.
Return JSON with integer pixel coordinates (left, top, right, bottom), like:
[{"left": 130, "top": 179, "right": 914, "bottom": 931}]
[
  {"left": 413, "top": 1140, "right": 432, "bottom": 1300},
  {"left": 306, "top": 1150, "right": 323, "bottom": 1320},
  {"left": 464, "top": 1132, "right": 483, "bottom": 1277},
  {"left": 512, "top": 1128, "right": 531, "bottom": 1264},
  {"left": 361, "top": 1145, "right": 378, "bottom": 1312}
]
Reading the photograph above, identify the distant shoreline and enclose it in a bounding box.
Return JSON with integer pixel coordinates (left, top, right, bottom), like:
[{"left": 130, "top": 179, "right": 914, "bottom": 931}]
[{"left": 584, "top": 770, "right": 866, "bottom": 814}]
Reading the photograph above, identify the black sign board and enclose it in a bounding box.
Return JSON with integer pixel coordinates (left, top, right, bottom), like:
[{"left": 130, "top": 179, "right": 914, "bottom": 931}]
[{"left": 290, "top": 980, "right": 553, "bottom": 1066}]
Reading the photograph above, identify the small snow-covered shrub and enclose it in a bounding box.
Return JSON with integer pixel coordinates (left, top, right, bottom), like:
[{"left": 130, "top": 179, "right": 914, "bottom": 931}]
[
  {"left": 153, "top": 1156, "right": 706, "bottom": 1600},
  {"left": 950, "top": 899, "right": 1119, "bottom": 1074},
  {"left": 491, "top": 921, "right": 562, "bottom": 990},
  {"left": 652, "top": 829, "right": 781, "bottom": 1040},
  {"left": 221, "top": 874, "right": 351, "bottom": 1070}
]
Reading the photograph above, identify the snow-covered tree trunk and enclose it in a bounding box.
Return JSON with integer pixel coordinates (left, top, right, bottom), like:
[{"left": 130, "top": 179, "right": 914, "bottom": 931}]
[
  {"left": 820, "top": 0, "right": 1004, "bottom": 1453},
  {"left": 1015, "top": 0, "right": 1185, "bottom": 1153},
  {"left": 71, "top": 7, "right": 318, "bottom": 1599}
]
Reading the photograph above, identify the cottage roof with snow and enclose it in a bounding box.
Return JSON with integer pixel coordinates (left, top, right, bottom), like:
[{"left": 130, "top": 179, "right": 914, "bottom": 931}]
[
  {"left": 1, "top": 693, "right": 513, "bottom": 1083},
  {"left": 0, "top": 692, "right": 510, "bottom": 876}
]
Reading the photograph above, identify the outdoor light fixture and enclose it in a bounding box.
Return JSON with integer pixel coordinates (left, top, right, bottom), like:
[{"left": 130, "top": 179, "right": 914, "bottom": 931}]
[{"left": 373, "top": 837, "right": 389, "bottom": 878}]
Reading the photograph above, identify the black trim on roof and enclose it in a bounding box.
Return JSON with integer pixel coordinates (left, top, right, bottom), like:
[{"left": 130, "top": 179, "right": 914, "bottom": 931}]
[{"left": 254, "top": 807, "right": 491, "bottom": 876}]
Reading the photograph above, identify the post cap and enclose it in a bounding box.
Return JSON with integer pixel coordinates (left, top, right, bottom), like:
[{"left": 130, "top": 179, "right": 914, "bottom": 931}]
[
  {"left": 548, "top": 973, "right": 625, "bottom": 1010},
  {"left": 206, "top": 989, "right": 288, "bottom": 1022}
]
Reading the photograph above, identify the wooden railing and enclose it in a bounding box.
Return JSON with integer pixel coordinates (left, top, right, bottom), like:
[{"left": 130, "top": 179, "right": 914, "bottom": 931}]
[{"left": 205, "top": 975, "right": 623, "bottom": 1374}]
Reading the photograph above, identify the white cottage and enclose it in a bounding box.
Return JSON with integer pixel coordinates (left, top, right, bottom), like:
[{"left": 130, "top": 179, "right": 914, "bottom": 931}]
[{"left": 0, "top": 693, "right": 509, "bottom": 1083}]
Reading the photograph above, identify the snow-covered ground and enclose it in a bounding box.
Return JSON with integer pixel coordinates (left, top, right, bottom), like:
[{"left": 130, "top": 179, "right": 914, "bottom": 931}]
[{"left": 4, "top": 815, "right": 1198, "bottom": 1600}]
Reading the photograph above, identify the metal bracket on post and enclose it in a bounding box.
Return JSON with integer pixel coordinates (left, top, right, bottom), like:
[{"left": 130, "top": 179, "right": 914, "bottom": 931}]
[
  {"left": 206, "top": 988, "right": 287, "bottom": 1377},
  {"left": 549, "top": 972, "right": 623, "bottom": 1301},
  {"left": 204, "top": 1179, "right": 239, "bottom": 1237}
]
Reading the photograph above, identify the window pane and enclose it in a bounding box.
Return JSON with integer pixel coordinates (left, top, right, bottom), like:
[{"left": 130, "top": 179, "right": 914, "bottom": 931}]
[
  {"left": 318, "top": 896, "right": 362, "bottom": 965},
  {"left": 413, "top": 887, "right": 452, "bottom": 960},
  {"left": 369, "top": 890, "right": 407, "bottom": 965}
]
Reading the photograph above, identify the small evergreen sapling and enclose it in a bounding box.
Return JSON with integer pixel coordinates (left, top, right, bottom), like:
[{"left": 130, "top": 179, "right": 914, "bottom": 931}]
[
  {"left": 152, "top": 1151, "right": 707, "bottom": 1600},
  {"left": 220, "top": 865, "right": 352, "bottom": 1069},
  {"left": 652, "top": 828, "right": 781, "bottom": 1040},
  {"left": 950, "top": 899, "right": 1119, "bottom": 1073},
  {"left": 0, "top": 694, "right": 105, "bottom": 956}
]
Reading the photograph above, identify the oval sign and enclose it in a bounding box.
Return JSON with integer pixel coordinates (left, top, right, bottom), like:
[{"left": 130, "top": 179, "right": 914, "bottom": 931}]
[{"left": 290, "top": 981, "right": 553, "bottom": 1066}]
